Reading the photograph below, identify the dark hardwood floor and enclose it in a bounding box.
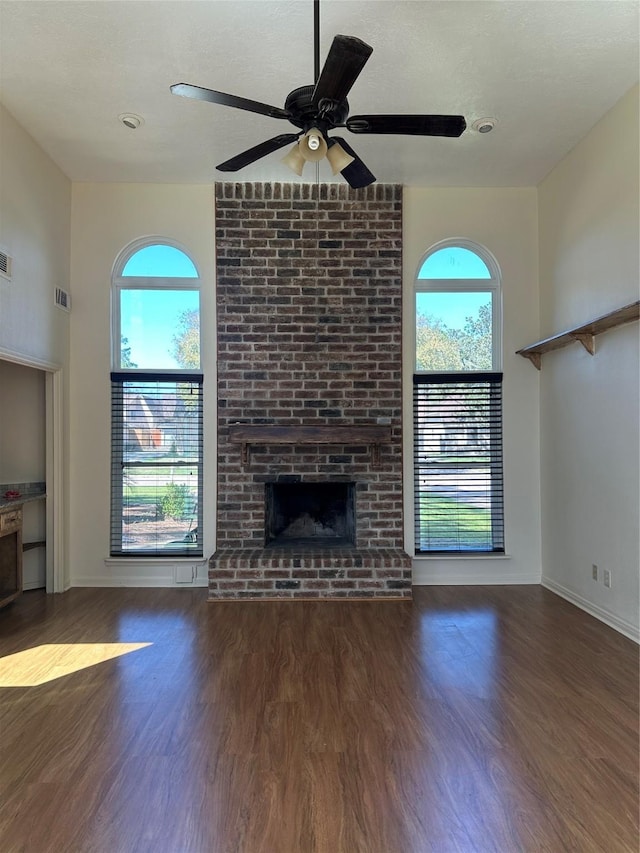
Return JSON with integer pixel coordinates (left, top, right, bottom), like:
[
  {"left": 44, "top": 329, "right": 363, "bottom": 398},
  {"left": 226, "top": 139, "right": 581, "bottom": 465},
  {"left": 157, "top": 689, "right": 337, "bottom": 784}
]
[{"left": 0, "top": 585, "right": 637, "bottom": 853}]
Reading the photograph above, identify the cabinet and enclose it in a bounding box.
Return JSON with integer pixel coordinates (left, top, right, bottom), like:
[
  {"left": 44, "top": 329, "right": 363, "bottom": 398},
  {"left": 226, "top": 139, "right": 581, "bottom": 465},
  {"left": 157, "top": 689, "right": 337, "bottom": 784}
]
[{"left": 0, "top": 505, "right": 23, "bottom": 609}]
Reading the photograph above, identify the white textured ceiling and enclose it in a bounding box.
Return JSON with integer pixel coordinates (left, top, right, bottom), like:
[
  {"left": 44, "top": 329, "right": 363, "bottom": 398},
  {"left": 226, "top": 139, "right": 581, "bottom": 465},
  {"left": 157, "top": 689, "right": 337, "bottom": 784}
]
[{"left": 0, "top": 0, "right": 637, "bottom": 186}]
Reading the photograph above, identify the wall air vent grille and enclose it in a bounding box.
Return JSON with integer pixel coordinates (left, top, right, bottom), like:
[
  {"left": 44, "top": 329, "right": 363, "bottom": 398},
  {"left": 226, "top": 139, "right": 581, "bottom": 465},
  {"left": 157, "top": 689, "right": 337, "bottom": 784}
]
[
  {"left": 0, "top": 251, "right": 12, "bottom": 281},
  {"left": 54, "top": 286, "right": 70, "bottom": 312}
]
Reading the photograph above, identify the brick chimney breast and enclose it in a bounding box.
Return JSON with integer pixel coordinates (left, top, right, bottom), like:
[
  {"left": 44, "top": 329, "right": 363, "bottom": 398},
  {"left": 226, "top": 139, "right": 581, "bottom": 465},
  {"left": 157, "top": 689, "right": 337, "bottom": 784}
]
[{"left": 210, "top": 182, "right": 411, "bottom": 599}]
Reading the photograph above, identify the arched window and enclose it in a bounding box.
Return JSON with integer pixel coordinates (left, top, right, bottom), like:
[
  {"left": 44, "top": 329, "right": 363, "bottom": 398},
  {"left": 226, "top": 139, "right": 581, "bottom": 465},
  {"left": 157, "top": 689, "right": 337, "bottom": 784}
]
[
  {"left": 413, "top": 241, "right": 504, "bottom": 555},
  {"left": 113, "top": 240, "right": 200, "bottom": 371},
  {"left": 415, "top": 241, "right": 501, "bottom": 372},
  {"left": 110, "top": 240, "right": 203, "bottom": 558}
]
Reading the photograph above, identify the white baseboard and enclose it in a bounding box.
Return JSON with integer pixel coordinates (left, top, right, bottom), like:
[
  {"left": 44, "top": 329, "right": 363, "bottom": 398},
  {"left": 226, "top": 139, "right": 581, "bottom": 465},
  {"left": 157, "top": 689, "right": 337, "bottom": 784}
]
[
  {"left": 542, "top": 576, "right": 640, "bottom": 643},
  {"left": 412, "top": 558, "right": 541, "bottom": 586},
  {"left": 77, "top": 558, "right": 211, "bottom": 588},
  {"left": 72, "top": 575, "right": 208, "bottom": 588}
]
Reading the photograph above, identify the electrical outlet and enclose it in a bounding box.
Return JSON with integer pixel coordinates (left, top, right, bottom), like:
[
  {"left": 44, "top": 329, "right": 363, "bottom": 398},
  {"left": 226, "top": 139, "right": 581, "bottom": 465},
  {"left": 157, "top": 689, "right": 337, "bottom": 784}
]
[
  {"left": 592, "top": 564, "right": 598, "bottom": 581},
  {"left": 603, "top": 569, "right": 612, "bottom": 589}
]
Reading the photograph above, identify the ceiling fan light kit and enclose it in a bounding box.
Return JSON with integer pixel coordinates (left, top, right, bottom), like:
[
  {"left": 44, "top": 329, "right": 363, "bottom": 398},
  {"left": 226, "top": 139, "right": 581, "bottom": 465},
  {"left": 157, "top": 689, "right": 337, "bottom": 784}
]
[
  {"left": 325, "top": 141, "right": 355, "bottom": 175},
  {"left": 281, "top": 133, "right": 353, "bottom": 177},
  {"left": 299, "top": 127, "right": 327, "bottom": 162},
  {"left": 170, "top": 0, "right": 467, "bottom": 188},
  {"left": 281, "top": 143, "right": 306, "bottom": 176}
]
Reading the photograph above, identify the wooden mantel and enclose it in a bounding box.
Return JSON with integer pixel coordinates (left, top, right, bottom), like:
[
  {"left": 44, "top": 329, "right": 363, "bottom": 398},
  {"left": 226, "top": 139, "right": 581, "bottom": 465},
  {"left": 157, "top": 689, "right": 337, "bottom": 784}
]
[
  {"left": 228, "top": 424, "right": 392, "bottom": 469},
  {"left": 516, "top": 300, "right": 640, "bottom": 369}
]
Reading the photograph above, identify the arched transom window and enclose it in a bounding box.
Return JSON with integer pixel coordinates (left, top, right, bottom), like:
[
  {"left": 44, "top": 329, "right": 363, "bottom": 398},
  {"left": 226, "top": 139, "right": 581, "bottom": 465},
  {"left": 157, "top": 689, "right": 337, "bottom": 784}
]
[
  {"left": 113, "top": 241, "right": 200, "bottom": 371},
  {"left": 415, "top": 242, "right": 501, "bottom": 372}
]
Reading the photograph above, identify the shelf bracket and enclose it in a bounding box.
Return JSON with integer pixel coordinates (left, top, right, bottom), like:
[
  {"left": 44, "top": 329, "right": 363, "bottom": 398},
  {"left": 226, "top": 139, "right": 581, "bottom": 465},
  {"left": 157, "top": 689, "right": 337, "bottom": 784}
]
[
  {"left": 523, "top": 352, "right": 542, "bottom": 371},
  {"left": 570, "top": 332, "right": 595, "bottom": 355}
]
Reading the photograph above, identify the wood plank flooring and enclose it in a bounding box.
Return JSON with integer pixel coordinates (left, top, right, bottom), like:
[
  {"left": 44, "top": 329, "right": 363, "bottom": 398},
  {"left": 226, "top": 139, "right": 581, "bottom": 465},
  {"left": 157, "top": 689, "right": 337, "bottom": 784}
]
[{"left": 0, "top": 586, "right": 637, "bottom": 853}]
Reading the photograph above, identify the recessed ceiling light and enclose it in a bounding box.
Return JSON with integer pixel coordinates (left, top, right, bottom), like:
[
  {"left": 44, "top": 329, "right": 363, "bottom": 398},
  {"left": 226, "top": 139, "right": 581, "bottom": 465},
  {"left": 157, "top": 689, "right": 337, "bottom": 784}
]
[
  {"left": 472, "top": 118, "right": 497, "bottom": 134},
  {"left": 118, "top": 113, "right": 144, "bottom": 130}
]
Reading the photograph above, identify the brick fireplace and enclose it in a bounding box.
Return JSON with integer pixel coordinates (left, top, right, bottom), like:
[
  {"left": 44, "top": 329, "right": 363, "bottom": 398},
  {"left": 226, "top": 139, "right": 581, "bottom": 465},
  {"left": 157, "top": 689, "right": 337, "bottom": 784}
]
[{"left": 209, "top": 182, "right": 411, "bottom": 599}]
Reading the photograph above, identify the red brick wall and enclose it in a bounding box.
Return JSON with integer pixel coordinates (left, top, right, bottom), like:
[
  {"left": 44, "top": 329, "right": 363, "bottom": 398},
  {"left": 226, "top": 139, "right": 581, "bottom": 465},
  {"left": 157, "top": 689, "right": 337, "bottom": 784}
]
[{"left": 212, "top": 182, "right": 410, "bottom": 597}]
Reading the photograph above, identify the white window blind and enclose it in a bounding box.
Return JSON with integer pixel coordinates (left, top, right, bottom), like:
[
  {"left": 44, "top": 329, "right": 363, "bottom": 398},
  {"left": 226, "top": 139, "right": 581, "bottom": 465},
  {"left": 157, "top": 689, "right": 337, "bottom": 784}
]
[
  {"left": 111, "top": 372, "right": 203, "bottom": 557},
  {"left": 414, "top": 373, "right": 504, "bottom": 554}
]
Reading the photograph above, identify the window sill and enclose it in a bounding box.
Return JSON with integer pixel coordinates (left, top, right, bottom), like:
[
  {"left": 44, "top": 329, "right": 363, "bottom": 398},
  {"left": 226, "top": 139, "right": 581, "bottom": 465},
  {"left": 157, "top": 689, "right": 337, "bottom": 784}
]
[
  {"left": 105, "top": 556, "right": 206, "bottom": 566},
  {"left": 413, "top": 553, "right": 512, "bottom": 560}
]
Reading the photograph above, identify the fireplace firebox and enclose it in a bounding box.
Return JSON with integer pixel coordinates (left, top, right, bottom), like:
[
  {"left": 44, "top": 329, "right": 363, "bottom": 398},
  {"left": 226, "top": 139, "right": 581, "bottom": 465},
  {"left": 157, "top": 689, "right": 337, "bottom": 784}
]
[{"left": 265, "top": 482, "right": 356, "bottom": 548}]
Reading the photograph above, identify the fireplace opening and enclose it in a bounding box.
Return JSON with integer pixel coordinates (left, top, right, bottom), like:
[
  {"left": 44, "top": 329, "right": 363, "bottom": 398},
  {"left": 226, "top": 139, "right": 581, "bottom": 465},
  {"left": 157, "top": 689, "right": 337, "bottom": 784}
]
[{"left": 265, "top": 482, "right": 356, "bottom": 548}]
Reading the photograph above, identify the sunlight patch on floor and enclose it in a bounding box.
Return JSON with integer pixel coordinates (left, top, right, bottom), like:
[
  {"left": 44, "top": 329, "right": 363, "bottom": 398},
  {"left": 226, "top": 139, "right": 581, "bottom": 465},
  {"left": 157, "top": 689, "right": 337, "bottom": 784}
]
[{"left": 0, "top": 643, "right": 152, "bottom": 687}]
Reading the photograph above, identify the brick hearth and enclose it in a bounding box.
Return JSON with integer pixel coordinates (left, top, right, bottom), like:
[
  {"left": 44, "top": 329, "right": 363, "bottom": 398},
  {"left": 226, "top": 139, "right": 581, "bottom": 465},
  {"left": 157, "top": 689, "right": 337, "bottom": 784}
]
[{"left": 209, "top": 182, "right": 411, "bottom": 599}]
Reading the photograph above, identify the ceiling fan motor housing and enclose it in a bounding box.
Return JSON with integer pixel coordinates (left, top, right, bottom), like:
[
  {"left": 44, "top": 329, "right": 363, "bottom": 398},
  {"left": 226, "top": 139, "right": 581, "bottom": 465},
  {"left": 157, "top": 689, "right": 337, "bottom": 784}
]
[{"left": 284, "top": 85, "right": 349, "bottom": 132}]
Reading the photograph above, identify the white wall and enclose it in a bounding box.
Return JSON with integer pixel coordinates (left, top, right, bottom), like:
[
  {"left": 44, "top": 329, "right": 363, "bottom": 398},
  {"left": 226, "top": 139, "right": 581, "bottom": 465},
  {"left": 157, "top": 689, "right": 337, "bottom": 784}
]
[
  {"left": 71, "top": 184, "right": 543, "bottom": 589},
  {"left": 69, "top": 183, "right": 216, "bottom": 587},
  {"left": 0, "top": 360, "right": 46, "bottom": 483},
  {"left": 538, "top": 85, "right": 639, "bottom": 641},
  {"left": 0, "top": 105, "right": 71, "bottom": 368},
  {"left": 403, "top": 187, "right": 541, "bottom": 584},
  {"left": 0, "top": 103, "right": 71, "bottom": 590}
]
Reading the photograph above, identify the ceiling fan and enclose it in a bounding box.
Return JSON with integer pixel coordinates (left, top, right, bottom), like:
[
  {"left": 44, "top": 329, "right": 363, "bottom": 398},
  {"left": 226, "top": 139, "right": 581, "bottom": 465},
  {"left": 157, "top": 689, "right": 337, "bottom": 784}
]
[{"left": 170, "top": 0, "right": 466, "bottom": 188}]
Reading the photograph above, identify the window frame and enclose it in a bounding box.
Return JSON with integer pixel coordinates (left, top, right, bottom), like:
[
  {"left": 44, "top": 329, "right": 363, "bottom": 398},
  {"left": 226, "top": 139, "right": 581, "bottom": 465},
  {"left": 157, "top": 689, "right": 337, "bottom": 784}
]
[
  {"left": 413, "top": 239, "right": 505, "bottom": 555},
  {"left": 110, "top": 239, "right": 203, "bottom": 558}
]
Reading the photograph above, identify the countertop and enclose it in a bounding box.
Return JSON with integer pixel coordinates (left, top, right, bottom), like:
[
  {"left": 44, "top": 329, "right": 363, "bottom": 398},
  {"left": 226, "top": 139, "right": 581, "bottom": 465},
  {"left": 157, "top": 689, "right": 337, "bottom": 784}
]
[{"left": 0, "top": 482, "right": 47, "bottom": 510}]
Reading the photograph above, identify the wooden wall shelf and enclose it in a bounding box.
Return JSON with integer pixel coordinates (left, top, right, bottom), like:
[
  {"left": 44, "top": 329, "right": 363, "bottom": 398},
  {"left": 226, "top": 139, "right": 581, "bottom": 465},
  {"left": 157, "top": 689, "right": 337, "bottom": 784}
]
[
  {"left": 516, "top": 300, "right": 640, "bottom": 369},
  {"left": 228, "top": 424, "right": 392, "bottom": 468}
]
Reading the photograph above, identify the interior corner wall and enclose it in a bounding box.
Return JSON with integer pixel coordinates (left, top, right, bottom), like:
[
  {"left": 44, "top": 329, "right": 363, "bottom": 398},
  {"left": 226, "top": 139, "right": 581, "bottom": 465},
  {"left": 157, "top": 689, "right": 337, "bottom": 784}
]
[
  {"left": 69, "top": 183, "right": 216, "bottom": 587},
  {"left": 0, "top": 104, "right": 71, "bottom": 368},
  {"left": 0, "top": 103, "right": 71, "bottom": 589},
  {"left": 538, "top": 85, "right": 640, "bottom": 641},
  {"left": 403, "top": 187, "right": 541, "bottom": 584}
]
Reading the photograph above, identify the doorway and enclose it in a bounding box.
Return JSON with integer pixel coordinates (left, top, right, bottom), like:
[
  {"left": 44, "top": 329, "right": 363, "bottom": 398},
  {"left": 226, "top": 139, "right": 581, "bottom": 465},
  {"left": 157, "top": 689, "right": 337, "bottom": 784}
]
[{"left": 0, "top": 354, "right": 63, "bottom": 593}]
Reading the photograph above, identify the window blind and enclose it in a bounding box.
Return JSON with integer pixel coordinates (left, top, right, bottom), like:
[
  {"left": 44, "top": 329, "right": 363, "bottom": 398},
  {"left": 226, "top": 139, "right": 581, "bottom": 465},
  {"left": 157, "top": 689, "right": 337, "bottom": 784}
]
[
  {"left": 110, "top": 372, "right": 203, "bottom": 557},
  {"left": 413, "top": 372, "right": 504, "bottom": 554}
]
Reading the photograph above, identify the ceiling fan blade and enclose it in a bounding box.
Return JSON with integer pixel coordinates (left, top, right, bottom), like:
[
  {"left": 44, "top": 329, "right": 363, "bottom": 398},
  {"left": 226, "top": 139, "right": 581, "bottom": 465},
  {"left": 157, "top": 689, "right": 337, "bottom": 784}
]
[
  {"left": 171, "top": 83, "right": 290, "bottom": 120},
  {"left": 216, "top": 134, "right": 300, "bottom": 172},
  {"left": 312, "top": 35, "right": 373, "bottom": 107},
  {"left": 328, "top": 137, "right": 376, "bottom": 189},
  {"left": 346, "top": 114, "right": 467, "bottom": 137}
]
